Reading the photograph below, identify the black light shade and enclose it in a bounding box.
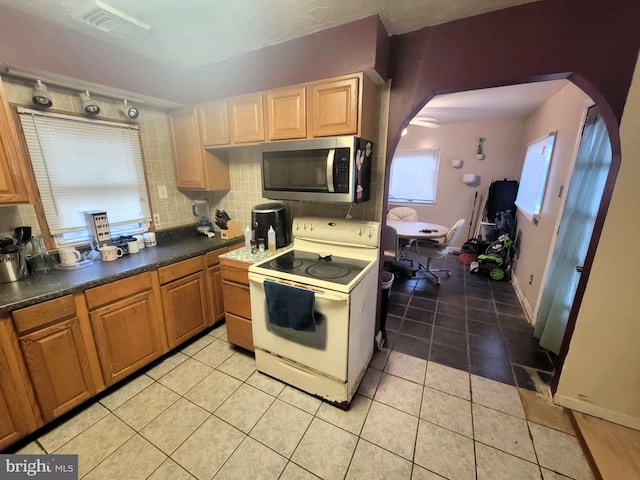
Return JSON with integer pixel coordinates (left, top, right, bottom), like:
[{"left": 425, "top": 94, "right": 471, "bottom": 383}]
[
  {"left": 32, "top": 80, "right": 52, "bottom": 108},
  {"left": 80, "top": 91, "right": 100, "bottom": 115}
]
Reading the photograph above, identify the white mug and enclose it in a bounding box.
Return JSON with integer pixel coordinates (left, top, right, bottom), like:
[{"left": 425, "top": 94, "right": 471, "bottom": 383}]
[
  {"left": 98, "top": 245, "right": 124, "bottom": 262},
  {"left": 135, "top": 234, "right": 145, "bottom": 249},
  {"left": 143, "top": 232, "right": 157, "bottom": 247},
  {"left": 58, "top": 247, "right": 82, "bottom": 266},
  {"left": 127, "top": 240, "right": 140, "bottom": 254}
]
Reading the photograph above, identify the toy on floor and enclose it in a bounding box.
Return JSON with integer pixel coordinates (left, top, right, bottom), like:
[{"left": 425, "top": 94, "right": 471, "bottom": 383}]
[{"left": 470, "top": 233, "right": 513, "bottom": 280}]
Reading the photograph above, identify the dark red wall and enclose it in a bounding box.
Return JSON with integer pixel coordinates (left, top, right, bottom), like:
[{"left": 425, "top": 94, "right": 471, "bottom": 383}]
[{"left": 386, "top": 0, "right": 640, "bottom": 160}]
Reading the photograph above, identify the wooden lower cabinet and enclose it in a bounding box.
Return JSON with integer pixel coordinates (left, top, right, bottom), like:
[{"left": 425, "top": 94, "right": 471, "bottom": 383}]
[
  {"left": 220, "top": 257, "right": 254, "bottom": 351},
  {"left": 0, "top": 316, "right": 39, "bottom": 450},
  {"left": 159, "top": 257, "right": 209, "bottom": 348},
  {"left": 11, "top": 295, "right": 102, "bottom": 423},
  {"left": 86, "top": 272, "right": 167, "bottom": 387}
]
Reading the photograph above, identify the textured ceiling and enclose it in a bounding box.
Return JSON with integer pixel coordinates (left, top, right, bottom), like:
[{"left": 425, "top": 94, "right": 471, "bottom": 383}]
[{"left": 0, "top": 0, "right": 537, "bottom": 68}]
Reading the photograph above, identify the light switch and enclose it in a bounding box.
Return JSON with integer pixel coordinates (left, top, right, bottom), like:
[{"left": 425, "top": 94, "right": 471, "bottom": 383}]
[{"left": 157, "top": 185, "right": 168, "bottom": 199}]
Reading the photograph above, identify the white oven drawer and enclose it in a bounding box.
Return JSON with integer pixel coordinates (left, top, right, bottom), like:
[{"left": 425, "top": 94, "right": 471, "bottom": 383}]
[{"left": 249, "top": 273, "right": 351, "bottom": 381}]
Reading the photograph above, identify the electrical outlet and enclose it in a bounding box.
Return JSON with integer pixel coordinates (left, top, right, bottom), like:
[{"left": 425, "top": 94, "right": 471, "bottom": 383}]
[
  {"left": 153, "top": 213, "right": 161, "bottom": 225},
  {"left": 157, "top": 185, "right": 168, "bottom": 199}
]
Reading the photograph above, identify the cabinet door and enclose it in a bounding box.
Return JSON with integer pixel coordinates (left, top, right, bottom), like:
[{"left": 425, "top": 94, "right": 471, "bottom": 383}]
[
  {"left": 0, "top": 79, "right": 28, "bottom": 203},
  {"left": 199, "top": 101, "right": 229, "bottom": 146},
  {"left": 161, "top": 271, "right": 209, "bottom": 348},
  {"left": 229, "top": 93, "right": 265, "bottom": 144},
  {"left": 90, "top": 291, "right": 164, "bottom": 386},
  {"left": 225, "top": 312, "right": 254, "bottom": 352},
  {"left": 169, "top": 108, "right": 205, "bottom": 189},
  {"left": 267, "top": 86, "right": 307, "bottom": 140},
  {"left": 309, "top": 76, "right": 359, "bottom": 137},
  {"left": 19, "top": 318, "right": 96, "bottom": 422},
  {"left": 207, "top": 264, "right": 225, "bottom": 322},
  {"left": 0, "top": 319, "right": 39, "bottom": 450}
]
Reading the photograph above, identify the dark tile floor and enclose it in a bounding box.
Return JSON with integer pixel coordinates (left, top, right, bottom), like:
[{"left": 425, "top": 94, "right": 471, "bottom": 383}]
[{"left": 383, "top": 254, "right": 557, "bottom": 391}]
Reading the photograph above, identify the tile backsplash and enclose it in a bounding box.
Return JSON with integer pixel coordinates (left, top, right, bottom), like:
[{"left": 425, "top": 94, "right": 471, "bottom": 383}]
[{"left": 1, "top": 75, "right": 390, "bottom": 241}]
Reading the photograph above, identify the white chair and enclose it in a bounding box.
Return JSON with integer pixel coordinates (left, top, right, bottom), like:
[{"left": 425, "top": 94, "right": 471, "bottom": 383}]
[
  {"left": 387, "top": 207, "right": 418, "bottom": 222},
  {"left": 411, "top": 218, "right": 466, "bottom": 285}
]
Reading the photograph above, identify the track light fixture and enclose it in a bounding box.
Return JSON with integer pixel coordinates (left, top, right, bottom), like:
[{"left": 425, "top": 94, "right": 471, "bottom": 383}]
[
  {"left": 80, "top": 90, "right": 100, "bottom": 115},
  {"left": 120, "top": 99, "right": 139, "bottom": 120},
  {"left": 32, "top": 80, "right": 53, "bottom": 108}
]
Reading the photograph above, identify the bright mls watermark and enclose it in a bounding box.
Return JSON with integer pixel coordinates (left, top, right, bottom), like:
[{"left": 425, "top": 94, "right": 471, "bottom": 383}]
[{"left": 0, "top": 455, "right": 78, "bottom": 479}]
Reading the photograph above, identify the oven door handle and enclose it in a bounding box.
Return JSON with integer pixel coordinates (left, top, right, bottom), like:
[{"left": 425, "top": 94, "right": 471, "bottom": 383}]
[{"left": 250, "top": 277, "right": 347, "bottom": 303}]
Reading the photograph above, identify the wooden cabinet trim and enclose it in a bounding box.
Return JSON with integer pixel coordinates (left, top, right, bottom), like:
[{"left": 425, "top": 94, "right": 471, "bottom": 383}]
[
  {"left": 205, "top": 247, "right": 227, "bottom": 267},
  {"left": 0, "top": 79, "right": 29, "bottom": 204},
  {"left": 220, "top": 258, "right": 250, "bottom": 285},
  {"left": 84, "top": 272, "right": 152, "bottom": 309},
  {"left": 13, "top": 295, "right": 76, "bottom": 334},
  {"left": 158, "top": 256, "right": 203, "bottom": 284},
  {"left": 225, "top": 313, "right": 254, "bottom": 352}
]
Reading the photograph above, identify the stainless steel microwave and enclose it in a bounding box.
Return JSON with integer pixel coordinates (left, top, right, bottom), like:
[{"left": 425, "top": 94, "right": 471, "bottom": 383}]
[{"left": 260, "top": 136, "right": 373, "bottom": 203}]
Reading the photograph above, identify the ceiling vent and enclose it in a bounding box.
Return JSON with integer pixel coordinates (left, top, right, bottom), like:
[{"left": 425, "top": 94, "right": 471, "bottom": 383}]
[{"left": 79, "top": 0, "right": 150, "bottom": 38}]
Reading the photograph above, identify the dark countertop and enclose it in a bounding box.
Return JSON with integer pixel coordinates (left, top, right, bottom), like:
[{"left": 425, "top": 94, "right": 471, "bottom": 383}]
[{"left": 0, "top": 227, "right": 243, "bottom": 314}]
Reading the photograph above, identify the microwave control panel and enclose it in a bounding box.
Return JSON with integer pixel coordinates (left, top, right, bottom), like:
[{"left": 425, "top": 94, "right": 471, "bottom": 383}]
[{"left": 334, "top": 148, "right": 350, "bottom": 192}]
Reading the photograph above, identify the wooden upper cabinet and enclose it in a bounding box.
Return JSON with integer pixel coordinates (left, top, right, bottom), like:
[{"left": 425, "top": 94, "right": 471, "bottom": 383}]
[
  {"left": 267, "top": 86, "right": 307, "bottom": 140},
  {"left": 309, "top": 75, "right": 359, "bottom": 137},
  {"left": 229, "top": 92, "right": 265, "bottom": 144},
  {"left": 169, "top": 107, "right": 230, "bottom": 191},
  {"left": 12, "top": 295, "right": 102, "bottom": 422},
  {"left": 0, "top": 79, "right": 29, "bottom": 203},
  {"left": 199, "top": 100, "right": 230, "bottom": 147}
]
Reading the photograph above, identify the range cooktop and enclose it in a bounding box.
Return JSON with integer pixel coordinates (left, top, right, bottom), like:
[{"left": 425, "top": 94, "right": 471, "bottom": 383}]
[{"left": 254, "top": 250, "right": 372, "bottom": 286}]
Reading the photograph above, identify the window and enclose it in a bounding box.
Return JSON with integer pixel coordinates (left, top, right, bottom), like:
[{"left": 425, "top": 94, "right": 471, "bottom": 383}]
[
  {"left": 18, "top": 108, "right": 152, "bottom": 246},
  {"left": 515, "top": 132, "right": 557, "bottom": 223},
  {"left": 388, "top": 148, "right": 440, "bottom": 203}
]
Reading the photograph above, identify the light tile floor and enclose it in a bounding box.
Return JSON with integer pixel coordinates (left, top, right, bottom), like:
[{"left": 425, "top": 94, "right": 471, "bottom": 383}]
[{"left": 8, "top": 324, "right": 594, "bottom": 480}]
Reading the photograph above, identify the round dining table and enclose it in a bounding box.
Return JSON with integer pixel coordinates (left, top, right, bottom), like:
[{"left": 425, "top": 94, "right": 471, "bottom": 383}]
[{"left": 386, "top": 220, "right": 449, "bottom": 240}]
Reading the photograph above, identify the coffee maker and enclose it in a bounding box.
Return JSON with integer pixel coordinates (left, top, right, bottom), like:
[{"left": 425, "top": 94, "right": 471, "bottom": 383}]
[{"left": 192, "top": 200, "right": 214, "bottom": 234}]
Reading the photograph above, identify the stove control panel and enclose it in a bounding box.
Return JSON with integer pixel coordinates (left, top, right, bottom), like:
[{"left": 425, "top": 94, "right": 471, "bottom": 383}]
[{"left": 293, "top": 216, "right": 380, "bottom": 248}]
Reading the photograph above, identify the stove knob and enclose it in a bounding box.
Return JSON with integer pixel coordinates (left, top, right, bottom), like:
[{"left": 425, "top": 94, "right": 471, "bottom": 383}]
[
  {"left": 358, "top": 228, "right": 363, "bottom": 236},
  {"left": 368, "top": 230, "right": 373, "bottom": 238},
  {"left": 310, "top": 224, "right": 315, "bottom": 231}
]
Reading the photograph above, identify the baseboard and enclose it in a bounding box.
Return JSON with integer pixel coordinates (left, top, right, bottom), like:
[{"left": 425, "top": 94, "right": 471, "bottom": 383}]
[
  {"left": 510, "top": 274, "right": 534, "bottom": 324},
  {"left": 554, "top": 394, "right": 640, "bottom": 431}
]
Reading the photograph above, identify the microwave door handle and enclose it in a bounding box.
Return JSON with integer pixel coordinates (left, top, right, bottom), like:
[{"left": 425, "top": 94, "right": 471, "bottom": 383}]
[
  {"left": 250, "top": 277, "right": 346, "bottom": 303},
  {"left": 326, "top": 149, "right": 335, "bottom": 193}
]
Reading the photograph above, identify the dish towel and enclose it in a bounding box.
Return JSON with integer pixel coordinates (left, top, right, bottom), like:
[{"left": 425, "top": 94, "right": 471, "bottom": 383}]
[{"left": 264, "top": 280, "right": 316, "bottom": 332}]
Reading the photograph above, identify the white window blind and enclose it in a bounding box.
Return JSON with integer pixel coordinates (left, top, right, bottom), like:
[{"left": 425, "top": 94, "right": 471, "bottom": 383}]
[
  {"left": 18, "top": 108, "right": 151, "bottom": 239},
  {"left": 388, "top": 148, "right": 440, "bottom": 203}
]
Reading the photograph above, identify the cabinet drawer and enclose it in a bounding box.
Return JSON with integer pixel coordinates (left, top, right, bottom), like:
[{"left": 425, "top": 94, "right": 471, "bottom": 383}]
[
  {"left": 85, "top": 272, "right": 152, "bottom": 310},
  {"left": 158, "top": 256, "right": 203, "bottom": 284},
  {"left": 205, "top": 247, "right": 227, "bottom": 267},
  {"left": 222, "top": 281, "right": 251, "bottom": 318},
  {"left": 13, "top": 295, "right": 76, "bottom": 334},
  {"left": 225, "top": 313, "right": 254, "bottom": 352},
  {"left": 220, "top": 258, "right": 249, "bottom": 285}
]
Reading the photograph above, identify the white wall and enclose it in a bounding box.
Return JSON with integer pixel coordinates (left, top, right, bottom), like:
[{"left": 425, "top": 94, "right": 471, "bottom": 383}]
[
  {"left": 513, "top": 84, "right": 592, "bottom": 316},
  {"left": 555, "top": 54, "right": 640, "bottom": 430},
  {"left": 391, "top": 117, "right": 527, "bottom": 246}
]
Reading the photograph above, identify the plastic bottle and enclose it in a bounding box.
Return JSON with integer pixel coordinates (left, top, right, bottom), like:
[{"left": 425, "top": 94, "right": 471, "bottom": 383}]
[
  {"left": 244, "top": 225, "right": 252, "bottom": 252},
  {"left": 267, "top": 225, "right": 276, "bottom": 253}
]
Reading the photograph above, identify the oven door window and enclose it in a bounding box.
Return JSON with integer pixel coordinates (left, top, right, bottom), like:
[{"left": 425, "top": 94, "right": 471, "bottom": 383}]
[{"left": 263, "top": 149, "right": 330, "bottom": 192}]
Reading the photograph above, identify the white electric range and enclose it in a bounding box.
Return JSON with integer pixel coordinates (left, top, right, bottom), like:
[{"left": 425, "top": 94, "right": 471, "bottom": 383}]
[{"left": 248, "top": 216, "right": 380, "bottom": 408}]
